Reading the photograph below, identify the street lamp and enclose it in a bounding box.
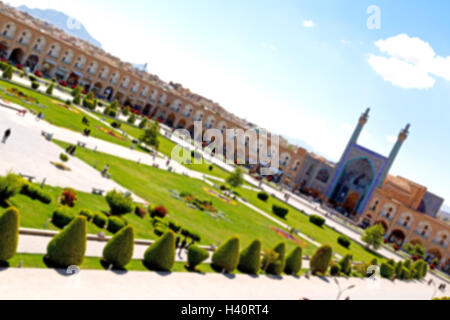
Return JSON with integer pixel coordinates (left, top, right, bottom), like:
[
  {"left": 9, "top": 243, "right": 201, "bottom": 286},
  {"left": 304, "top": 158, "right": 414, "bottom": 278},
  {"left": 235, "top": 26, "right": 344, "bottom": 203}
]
[{"left": 335, "top": 278, "right": 356, "bottom": 300}]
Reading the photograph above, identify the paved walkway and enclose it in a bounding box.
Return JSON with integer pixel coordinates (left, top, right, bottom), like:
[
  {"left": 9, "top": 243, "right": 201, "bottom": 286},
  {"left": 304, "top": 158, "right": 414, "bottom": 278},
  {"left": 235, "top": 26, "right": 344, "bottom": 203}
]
[
  {"left": 0, "top": 107, "right": 146, "bottom": 203},
  {"left": 0, "top": 267, "right": 446, "bottom": 300}
]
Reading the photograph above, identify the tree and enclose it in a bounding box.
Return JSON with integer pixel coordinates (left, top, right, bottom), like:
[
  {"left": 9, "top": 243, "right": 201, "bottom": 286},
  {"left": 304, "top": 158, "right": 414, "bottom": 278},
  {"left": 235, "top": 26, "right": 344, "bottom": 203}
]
[
  {"left": 140, "top": 122, "right": 160, "bottom": 150},
  {"left": 143, "top": 230, "right": 176, "bottom": 271},
  {"left": 310, "top": 245, "right": 332, "bottom": 275},
  {"left": 2, "top": 65, "right": 13, "bottom": 80},
  {"left": 284, "top": 246, "right": 302, "bottom": 275},
  {"left": 139, "top": 118, "right": 148, "bottom": 129},
  {"left": 46, "top": 216, "right": 87, "bottom": 267},
  {"left": 122, "top": 106, "right": 130, "bottom": 116},
  {"left": 110, "top": 100, "right": 119, "bottom": 110},
  {"left": 71, "top": 86, "right": 82, "bottom": 97},
  {"left": 226, "top": 167, "right": 244, "bottom": 188},
  {"left": 102, "top": 225, "right": 135, "bottom": 269},
  {"left": 361, "top": 223, "right": 385, "bottom": 250},
  {"left": 73, "top": 93, "right": 81, "bottom": 105},
  {"left": 262, "top": 242, "right": 286, "bottom": 275},
  {"left": 127, "top": 113, "right": 136, "bottom": 124},
  {"left": 105, "top": 190, "right": 134, "bottom": 216},
  {"left": 237, "top": 239, "right": 262, "bottom": 274},
  {"left": 211, "top": 236, "right": 240, "bottom": 273},
  {"left": 0, "top": 207, "right": 20, "bottom": 263},
  {"left": 46, "top": 83, "right": 54, "bottom": 95}
]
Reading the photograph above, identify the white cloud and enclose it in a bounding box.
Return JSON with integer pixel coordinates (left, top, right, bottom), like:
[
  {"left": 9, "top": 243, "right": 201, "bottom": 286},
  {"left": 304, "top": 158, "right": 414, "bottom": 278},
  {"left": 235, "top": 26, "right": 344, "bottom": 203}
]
[
  {"left": 303, "top": 20, "right": 316, "bottom": 28},
  {"left": 368, "top": 34, "right": 450, "bottom": 89},
  {"left": 386, "top": 135, "right": 397, "bottom": 144}
]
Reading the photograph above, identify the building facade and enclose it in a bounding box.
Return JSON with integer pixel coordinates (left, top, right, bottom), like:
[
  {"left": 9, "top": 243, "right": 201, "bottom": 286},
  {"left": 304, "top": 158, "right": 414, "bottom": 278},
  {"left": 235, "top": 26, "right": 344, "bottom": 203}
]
[{"left": 359, "top": 176, "right": 449, "bottom": 271}]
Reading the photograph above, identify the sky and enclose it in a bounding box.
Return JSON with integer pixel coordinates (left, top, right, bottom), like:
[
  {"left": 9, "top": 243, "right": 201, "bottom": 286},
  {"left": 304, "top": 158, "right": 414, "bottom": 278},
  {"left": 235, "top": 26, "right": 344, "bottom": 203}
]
[{"left": 5, "top": 0, "right": 450, "bottom": 208}]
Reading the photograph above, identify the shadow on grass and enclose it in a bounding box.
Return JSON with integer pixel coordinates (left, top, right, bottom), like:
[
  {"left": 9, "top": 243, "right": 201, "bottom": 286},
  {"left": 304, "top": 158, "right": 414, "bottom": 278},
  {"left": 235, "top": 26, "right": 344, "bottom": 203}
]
[{"left": 141, "top": 260, "right": 173, "bottom": 277}]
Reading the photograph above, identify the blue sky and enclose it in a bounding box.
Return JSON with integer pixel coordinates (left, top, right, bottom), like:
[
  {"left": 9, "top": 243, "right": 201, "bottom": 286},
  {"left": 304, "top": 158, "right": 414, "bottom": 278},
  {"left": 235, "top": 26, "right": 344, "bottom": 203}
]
[{"left": 6, "top": 0, "right": 450, "bottom": 207}]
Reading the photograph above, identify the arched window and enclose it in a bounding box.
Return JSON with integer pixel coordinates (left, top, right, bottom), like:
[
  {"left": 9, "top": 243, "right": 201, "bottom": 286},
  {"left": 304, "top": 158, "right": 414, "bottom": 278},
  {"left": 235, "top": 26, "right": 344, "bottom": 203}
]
[
  {"left": 32, "top": 37, "right": 46, "bottom": 52},
  {"left": 1, "top": 22, "right": 16, "bottom": 39}
]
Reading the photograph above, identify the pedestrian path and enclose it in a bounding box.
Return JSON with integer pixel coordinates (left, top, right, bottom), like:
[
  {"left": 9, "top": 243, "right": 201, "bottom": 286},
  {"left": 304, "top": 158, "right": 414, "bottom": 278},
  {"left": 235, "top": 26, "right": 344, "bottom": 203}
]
[{"left": 0, "top": 267, "right": 444, "bottom": 300}]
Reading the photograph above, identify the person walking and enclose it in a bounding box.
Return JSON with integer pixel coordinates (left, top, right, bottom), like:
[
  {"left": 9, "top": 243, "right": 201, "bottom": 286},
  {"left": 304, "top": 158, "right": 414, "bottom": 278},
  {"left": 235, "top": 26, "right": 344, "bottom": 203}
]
[
  {"left": 2, "top": 128, "right": 11, "bottom": 144},
  {"left": 101, "top": 164, "right": 110, "bottom": 177}
]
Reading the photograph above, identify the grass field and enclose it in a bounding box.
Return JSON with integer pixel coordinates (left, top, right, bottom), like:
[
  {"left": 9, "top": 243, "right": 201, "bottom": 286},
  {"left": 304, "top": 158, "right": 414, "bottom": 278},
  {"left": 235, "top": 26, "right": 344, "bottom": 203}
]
[
  {"left": 7, "top": 253, "right": 309, "bottom": 276},
  {"left": 53, "top": 140, "right": 318, "bottom": 255},
  {"left": 0, "top": 79, "right": 134, "bottom": 148}
]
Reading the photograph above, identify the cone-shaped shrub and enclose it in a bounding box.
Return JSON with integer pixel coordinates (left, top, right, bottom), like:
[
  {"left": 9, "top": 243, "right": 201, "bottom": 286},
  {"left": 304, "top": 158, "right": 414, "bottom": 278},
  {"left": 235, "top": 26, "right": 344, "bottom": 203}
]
[
  {"left": 143, "top": 230, "right": 175, "bottom": 271},
  {"left": 310, "top": 245, "right": 332, "bottom": 275},
  {"left": 0, "top": 207, "right": 20, "bottom": 262},
  {"left": 338, "top": 254, "right": 352, "bottom": 276},
  {"left": 103, "top": 225, "right": 135, "bottom": 269},
  {"left": 284, "top": 246, "right": 302, "bottom": 275},
  {"left": 330, "top": 263, "right": 341, "bottom": 276},
  {"left": 380, "top": 262, "right": 394, "bottom": 279},
  {"left": 187, "top": 245, "right": 209, "bottom": 270},
  {"left": 211, "top": 236, "right": 240, "bottom": 273},
  {"left": 263, "top": 242, "right": 286, "bottom": 276},
  {"left": 237, "top": 239, "right": 262, "bottom": 274},
  {"left": 395, "top": 261, "right": 403, "bottom": 279},
  {"left": 46, "top": 216, "right": 87, "bottom": 267}
]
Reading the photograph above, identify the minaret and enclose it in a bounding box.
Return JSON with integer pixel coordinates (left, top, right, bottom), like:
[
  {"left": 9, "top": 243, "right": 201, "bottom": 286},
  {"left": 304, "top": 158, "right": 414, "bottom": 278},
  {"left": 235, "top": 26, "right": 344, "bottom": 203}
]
[
  {"left": 337, "top": 108, "right": 370, "bottom": 166},
  {"left": 377, "top": 124, "right": 410, "bottom": 188}
]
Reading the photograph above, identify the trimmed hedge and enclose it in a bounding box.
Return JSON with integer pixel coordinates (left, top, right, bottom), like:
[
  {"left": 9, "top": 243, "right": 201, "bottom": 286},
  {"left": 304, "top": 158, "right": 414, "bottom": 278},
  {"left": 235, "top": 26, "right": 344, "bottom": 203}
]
[
  {"left": 20, "top": 184, "right": 51, "bottom": 204},
  {"left": 168, "top": 220, "right": 181, "bottom": 233},
  {"left": 337, "top": 235, "right": 351, "bottom": 249},
  {"left": 211, "top": 236, "right": 240, "bottom": 273},
  {"left": 93, "top": 212, "right": 108, "bottom": 229},
  {"left": 330, "top": 263, "right": 341, "bottom": 276},
  {"left": 102, "top": 225, "right": 135, "bottom": 269},
  {"left": 0, "top": 207, "right": 20, "bottom": 262},
  {"left": 284, "top": 246, "right": 302, "bottom": 275},
  {"left": 0, "top": 173, "right": 25, "bottom": 203},
  {"left": 237, "top": 239, "right": 262, "bottom": 274},
  {"left": 263, "top": 242, "right": 286, "bottom": 276},
  {"left": 106, "top": 190, "right": 134, "bottom": 216},
  {"left": 46, "top": 216, "right": 87, "bottom": 267},
  {"left": 257, "top": 192, "right": 269, "bottom": 202},
  {"left": 310, "top": 245, "right": 332, "bottom": 275},
  {"left": 338, "top": 254, "right": 352, "bottom": 276},
  {"left": 187, "top": 245, "right": 209, "bottom": 270},
  {"left": 52, "top": 206, "right": 76, "bottom": 229},
  {"left": 309, "top": 215, "right": 326, "bottom": 227},
  {"left": 143, "top": 230, "right": 176, "bottom": 271},
  {"left": 380, "top": 262, "right": 395, "bottom": 279},
  {"left": 79, "top": 209, "right": 93, "bottom": 221},
  {"left": 272, "top": 205, "right": 289, "bottom": 219},
  {"left": 107, "top": 216, "right": 127, "bottom": 234}
]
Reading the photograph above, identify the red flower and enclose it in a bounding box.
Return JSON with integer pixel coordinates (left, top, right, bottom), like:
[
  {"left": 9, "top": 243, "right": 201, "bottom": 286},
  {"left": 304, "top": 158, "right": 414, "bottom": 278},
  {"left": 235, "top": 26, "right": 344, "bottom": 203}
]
[
  {"left": 151, "top": 205, "right": 167, "bottom": 218},
  {"left": 17, "top": 64, "right": 23, "bottom": 70},
  {"left": 34, "top": 70, "right": 42, "bottom": 77}
]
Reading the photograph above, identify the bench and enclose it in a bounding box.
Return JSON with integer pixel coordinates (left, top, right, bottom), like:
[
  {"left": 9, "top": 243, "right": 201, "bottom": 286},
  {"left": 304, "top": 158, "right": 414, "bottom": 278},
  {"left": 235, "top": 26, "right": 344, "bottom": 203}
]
[
  {"left": 41, "top": 131, "right": 53, "bottom": 141},
  {"left": 77, "top": 141, "right": 86, "bottom": 148},
  {"left": 92, "top": 188, "right": 105, "bottom": 196},
  {"left": 19, "top": 173, "right": 36, "bottom": 183}
]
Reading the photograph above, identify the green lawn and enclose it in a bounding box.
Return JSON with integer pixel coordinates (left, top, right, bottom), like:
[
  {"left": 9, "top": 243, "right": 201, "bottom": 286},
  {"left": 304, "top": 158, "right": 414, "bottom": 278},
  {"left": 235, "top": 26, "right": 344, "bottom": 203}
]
[
  {"left": 8, "top": 185, "right": 112, "bottom": 236},
  {"left": 53, "top": 140, "right": 318, "bottom": 255},
  {"left": 234, "top": 187, "right": 385, "bottom": 263},
  {"left": 0, "top": 79, "right": 134, "bottom": 148},
  {"left": 7, "top": 253, "right": 216, "bottom": 273},
  {"left": 7, "top": 253, "right": 309, "bottom": 276},
  {"left": 115, "top": 120, "right": 232, "bottom": 180}
]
